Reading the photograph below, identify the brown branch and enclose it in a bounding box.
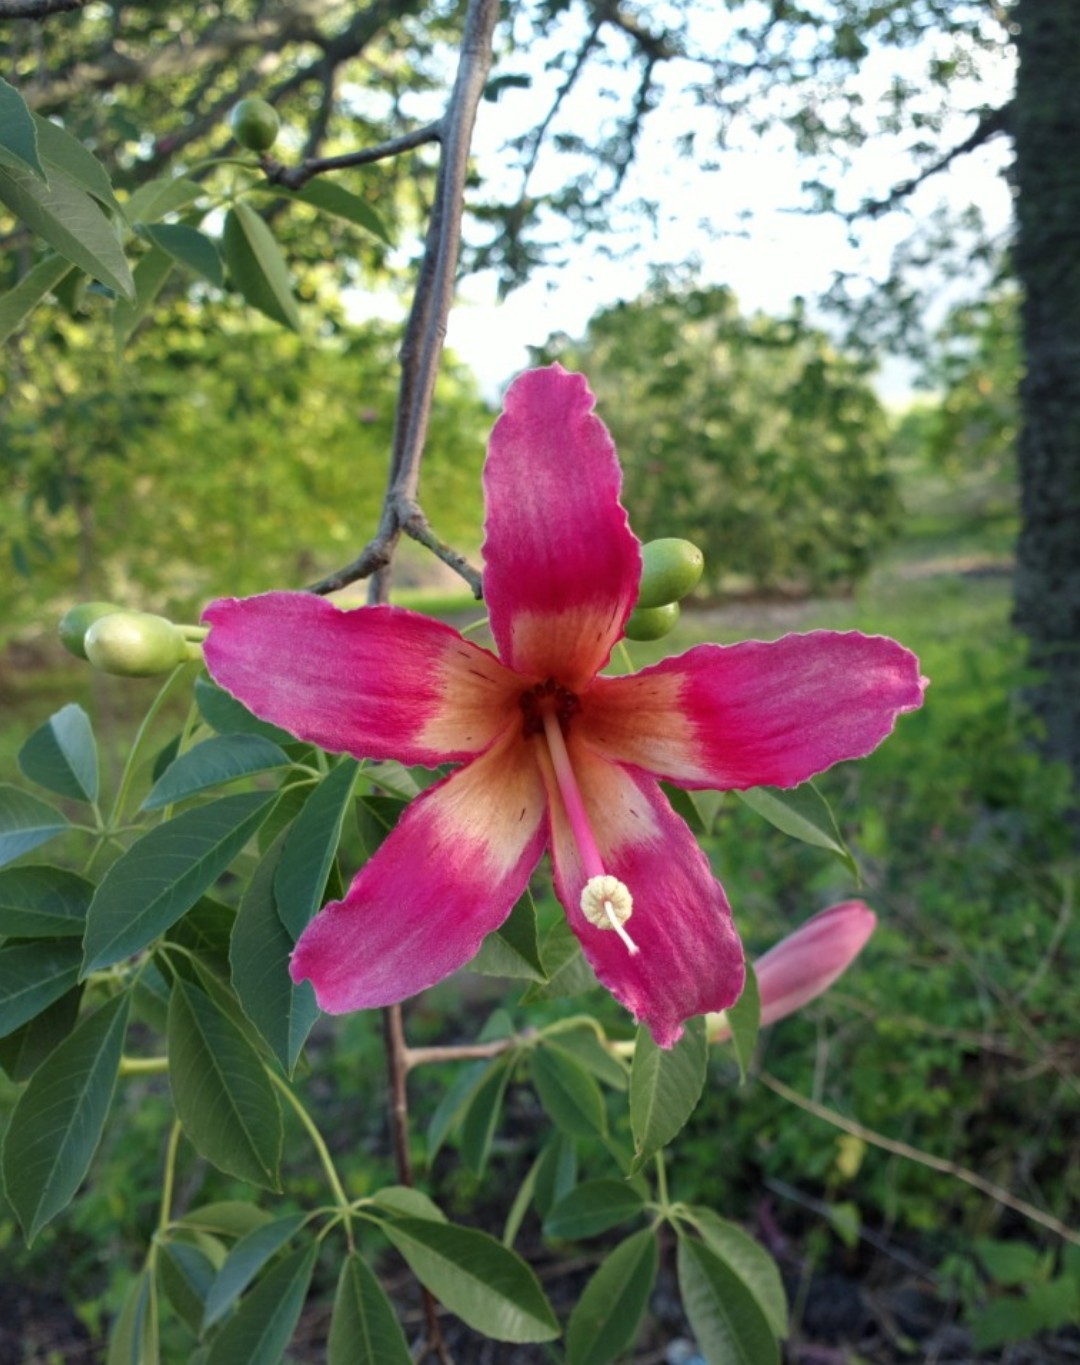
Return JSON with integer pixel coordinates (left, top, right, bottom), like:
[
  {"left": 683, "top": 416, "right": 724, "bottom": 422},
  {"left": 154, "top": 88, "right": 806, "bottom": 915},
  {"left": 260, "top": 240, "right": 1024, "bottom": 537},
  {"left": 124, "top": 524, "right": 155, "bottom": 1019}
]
[
  {"left": 311, "top": 0, "right": 499, "bottom": 603},
  {"left": 404, "top": 1037, "right": 516, "bottom": 1071},
  {"left": 855, "top": 103, "right": 1012, "bottom": 221},
  {"left": 264, "top": 121, "right": 443, "bottom": 191}
]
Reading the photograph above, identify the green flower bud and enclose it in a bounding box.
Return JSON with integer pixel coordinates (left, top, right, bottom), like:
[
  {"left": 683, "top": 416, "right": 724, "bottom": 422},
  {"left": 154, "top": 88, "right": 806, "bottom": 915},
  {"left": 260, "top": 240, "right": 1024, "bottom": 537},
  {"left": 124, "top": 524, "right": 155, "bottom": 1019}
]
[
  {"left": 84, "top": 612, "right": 187, "bottom": 677},
  {"left": 623, "top": 601, "right": 681, "bottom": 642},
  {"left": 637, "top": 538, "right": 705, "bottom": 609},
  {"left": 58, "top": 602, "right": 122, "bottom": 660},
  {"left": 229, "top": 98, "right": 280, "bottom": 153}
]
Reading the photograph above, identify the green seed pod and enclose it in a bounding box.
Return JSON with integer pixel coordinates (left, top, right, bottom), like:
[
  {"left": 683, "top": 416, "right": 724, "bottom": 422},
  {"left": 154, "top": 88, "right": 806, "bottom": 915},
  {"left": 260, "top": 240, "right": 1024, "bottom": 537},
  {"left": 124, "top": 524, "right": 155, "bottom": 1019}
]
[
  {"left": 623, "top": 601, "right": 681, "bottom": 642},
  {"left": 84, "top": 612, "right": 187, "bottom": 677},
  {"left": 637, "top": 538, "right": 705, "bottom": 609},
  {"left": 229, "top": 98, "right": 281, "bottom": 153},
  {"left": 58, "top": 602, "right": 122, "bottom": 660}
]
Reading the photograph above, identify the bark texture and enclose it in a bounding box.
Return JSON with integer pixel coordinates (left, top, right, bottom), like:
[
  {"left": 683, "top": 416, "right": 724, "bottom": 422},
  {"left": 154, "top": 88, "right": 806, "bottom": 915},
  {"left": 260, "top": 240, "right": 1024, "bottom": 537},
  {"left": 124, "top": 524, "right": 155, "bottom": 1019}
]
[{"left": 1012, "top": 0, "right": 1080, "bottom": 791}]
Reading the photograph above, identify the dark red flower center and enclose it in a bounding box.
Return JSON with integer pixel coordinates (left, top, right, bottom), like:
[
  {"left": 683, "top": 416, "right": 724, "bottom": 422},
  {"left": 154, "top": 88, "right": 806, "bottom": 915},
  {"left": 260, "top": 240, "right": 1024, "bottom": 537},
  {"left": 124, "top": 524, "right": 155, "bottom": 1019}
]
[{"left": 519, "top": 677, "right": 580, "bottom": 737}]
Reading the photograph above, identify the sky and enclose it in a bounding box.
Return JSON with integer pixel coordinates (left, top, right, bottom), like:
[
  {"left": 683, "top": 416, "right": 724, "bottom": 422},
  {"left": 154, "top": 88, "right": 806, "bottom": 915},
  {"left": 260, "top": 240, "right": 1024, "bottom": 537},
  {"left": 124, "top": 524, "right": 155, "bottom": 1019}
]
[{"left": 438, "top": 13, "right": 1016, "bottom": 405}]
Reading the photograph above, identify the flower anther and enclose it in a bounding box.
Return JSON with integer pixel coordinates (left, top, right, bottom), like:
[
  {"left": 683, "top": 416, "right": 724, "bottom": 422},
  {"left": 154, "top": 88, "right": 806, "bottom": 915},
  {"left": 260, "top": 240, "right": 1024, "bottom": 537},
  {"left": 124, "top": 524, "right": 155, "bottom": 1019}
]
[{"left": 581, "top": 875, "right": 638, "bottom": 954}]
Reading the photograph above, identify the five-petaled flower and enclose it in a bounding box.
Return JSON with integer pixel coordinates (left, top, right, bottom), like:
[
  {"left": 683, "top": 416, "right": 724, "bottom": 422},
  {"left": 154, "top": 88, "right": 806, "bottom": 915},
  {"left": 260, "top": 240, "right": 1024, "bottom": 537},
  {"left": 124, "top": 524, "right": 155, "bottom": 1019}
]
[{"left": 203, "top": 366, "right": 926, "bottom": 1047}]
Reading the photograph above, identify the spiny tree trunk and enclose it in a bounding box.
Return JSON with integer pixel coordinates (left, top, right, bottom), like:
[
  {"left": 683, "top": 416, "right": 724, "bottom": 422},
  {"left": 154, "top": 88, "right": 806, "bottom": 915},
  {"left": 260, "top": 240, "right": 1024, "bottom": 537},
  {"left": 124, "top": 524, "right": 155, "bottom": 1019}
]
[{"left": 1012, "top": 0, "right": 1080, "bottom": 795}]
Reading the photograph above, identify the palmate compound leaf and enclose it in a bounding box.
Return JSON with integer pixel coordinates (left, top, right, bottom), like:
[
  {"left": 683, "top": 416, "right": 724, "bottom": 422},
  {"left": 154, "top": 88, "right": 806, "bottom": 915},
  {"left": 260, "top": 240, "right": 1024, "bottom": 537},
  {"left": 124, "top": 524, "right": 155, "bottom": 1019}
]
[
  {"left": 167, "top": 978, "right": 282, "bottom": 1189},
  {"left": 680, "top": 1207, "right": 788, "bottom": 1340},
  {"left": 222, "top": 201, "right": 301, "bottom": 331},
  {"left": 735, "top": 782, "right": 858, "bottom": 880},
  {"left": 677, "top": 1234, "right": 781, "bottom": 1365},
  {"left": 231, "top": 834, "right": 318, "bottom": 1075},
  {"left": 628, "top": 1016, "right": 707, "bottom": 1173},
  {"left": 566, "top": 1227, "right": 659, "bottom": 1365},
  {"left": 328, "top": 1252, "right": 412, "bottom": 1365},
  {"left": 204, "top": 1243, "right": 317, "bottom": 1365},
  {"left": 18, "top": 702, "right": 98, "bottom": 804},
  {"left": 381, "top": 1218, "right": 560, "bottom": 1343},
  {"left": 1, "top": 992, "right": 129, "bottom": 1243},
  {"left": 274, "top": 758, "right": 359, "bottom": 940},
  {"left": 82, "top": 790, "right": 275, "bottom": 974},
  {"left": 0, "top": 785, "right": 69, "bottom": 869}
]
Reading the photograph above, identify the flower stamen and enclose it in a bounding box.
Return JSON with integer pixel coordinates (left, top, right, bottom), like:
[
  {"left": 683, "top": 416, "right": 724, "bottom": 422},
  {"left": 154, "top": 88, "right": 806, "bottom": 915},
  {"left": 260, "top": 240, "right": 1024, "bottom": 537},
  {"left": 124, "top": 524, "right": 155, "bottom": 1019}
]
[{"left": 540, "top": 707, "right": 639, "bottom": 956}]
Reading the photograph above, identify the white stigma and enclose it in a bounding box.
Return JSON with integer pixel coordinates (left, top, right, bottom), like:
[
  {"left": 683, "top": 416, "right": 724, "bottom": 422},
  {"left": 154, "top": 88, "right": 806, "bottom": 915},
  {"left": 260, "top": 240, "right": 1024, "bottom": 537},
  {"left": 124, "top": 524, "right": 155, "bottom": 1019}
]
[{"left": 580, "top": 875, "right": 639, "bottom": 956}]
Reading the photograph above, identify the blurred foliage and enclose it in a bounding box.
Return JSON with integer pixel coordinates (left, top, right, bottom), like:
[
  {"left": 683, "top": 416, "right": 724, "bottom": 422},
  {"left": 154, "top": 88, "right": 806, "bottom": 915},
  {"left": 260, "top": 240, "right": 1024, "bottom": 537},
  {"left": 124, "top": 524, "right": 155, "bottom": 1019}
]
[
  {"left": 536, "top": 280, "right": 901, "bottom": 595},
  {"left": 0, "top": 303, "right": 490, "bottom": 640}
]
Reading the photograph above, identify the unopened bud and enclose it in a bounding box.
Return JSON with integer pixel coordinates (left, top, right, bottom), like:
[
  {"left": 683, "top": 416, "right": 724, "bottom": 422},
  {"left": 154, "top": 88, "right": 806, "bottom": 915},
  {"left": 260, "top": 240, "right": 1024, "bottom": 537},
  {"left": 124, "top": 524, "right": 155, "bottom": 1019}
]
[
  {"left": 624, "top": 601, "right": 680, "bottom": 641},
  {"left": 637, "top": 538, "right": 705, "bottom": 609},
  {"left": 84, "top": 611, "right": 187, "bottom": 676},
  {"left": 58, "top": 602, "right": 122, "bottom": 660}
]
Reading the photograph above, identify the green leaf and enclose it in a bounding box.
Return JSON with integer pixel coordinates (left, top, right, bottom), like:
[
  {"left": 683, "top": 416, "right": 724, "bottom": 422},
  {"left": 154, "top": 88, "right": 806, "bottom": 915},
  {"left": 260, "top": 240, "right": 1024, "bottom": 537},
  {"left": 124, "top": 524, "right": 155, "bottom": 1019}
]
[
  {"left": 0, "top": 154, "right": 133, "bottom": 299},
  {"left": 231, "top": 836, "right": 318, "bottom": 1075},
  {"left": 629, "top": 1017, "right": 707, "bottom": 1173},
  {"left": 1, "top": 993, "right": 129, "bottom": 1243},
  {"left": 677, "top": 1235, "right": 780, "bottom": 1365},
  {"left": 725, "top": 961, "right": 760, "bottom": 1083},
  {"left": 369, "top": 1185, "right": 447, "bottom": 1223},
  {"left": 175, "top": 1202, "right": 273, "bottom": 1240},
  {"left": 33, "top": 115, "right": 122, "bottom": 215},
  {"left": 83, "top": 790, "right": 274, "bottom": 973},
  {"left": 274, "top": 759, "right": 358, "bottom": 939},
  {"left": 0, "top": 940, "right": 83, "bottom": 1039},
  {"left": 469, "top": 890, "right": 546, "bottom": 981},
  {"left": 975, "top": 1238, "right": 1046, "bottom": 1287},
  {"left": 0, "top": 864, "right": 92, "bottom": 937},
  {"left": 543, "top": 1025, "right": 628, "bottom": 1091},
  {"left": 533, "top": 1130, "right": 577, "bottom": 1219},
  {"left": 0, "top": 985, "right": 82, "bottom": 1081},
  {"left": 545, "top": 1179, "right": 646, "bottom": 1241},
  {"left": 18, "top": 703, "right": 99, "bottom": 804},
  {"left": 142, "top": 222, "right": 223, "bottom": 287},
  {"left": 124, "top": 175, "right": 204, "bottom": 225},
  {"left": 205, "top": 1243, "right": 317, "bottom": 1365},
  {"left": 107, "top": 1268, "right": 159, "bottom": 1365},
  {"left": 355, "top": 793, "right": 407, "bottom": 856},
  {"left": 502, "top": 1150, "right": 542, "bottom": 1248},
  {"left": 328, "top": 1253, "right": 412, "bottom": 1365},
  {"left": 202, "top": 1212, "right": 305, "bottom": 1330},
  {"left": 532, "top": 1044, "right": 607, "bottom": 1137},
  {"left": 112, "top": 245, "right": 173, "bottom": 347},
  {"left": 520, "top": 917, "right": 597, "bottom": 1002},
  {"left": 288, "top": 180, "right": 392, "bottom": 244},
  {"left": 736, "top": 783, "right": 858, "bottom": 878},
  {"left": 222, "top": 202, "right": 300, "bottom": 331},
  {"left": 159, "top": 1240, "right": 217, "bottom": 1337},
  {"left": 167, "top": 978, "right": 282, "bottom": 1189},
  {"left": 566, "top": 1228, "right": 658, "bottom": 1365},
  {"left": 142, "top": 735, "right": 289, "bottom": 811},
  {"left": 0, "top": 254, "right": 71, "bottom": 344},
  {"left": 459, "top": 1057, "right": 512, "bottom": 1175},
  {"left": 681, "top": 1207, "right": 788, "bottom": 1339},
  {"left": 0, "top": 785, "right": 69, "bottom": 868},
  {"left": 427, "top": 1059, "right": 493, "bottom": 1162},
  {"left": 0, "top": 78, "right": 44, "bottom": 178},
  {"left": 382, "top": 1218, "right": 559, "bottom": 1343},
  {"left": 195, "top": 677, "right": 296, "bottom": 744}
]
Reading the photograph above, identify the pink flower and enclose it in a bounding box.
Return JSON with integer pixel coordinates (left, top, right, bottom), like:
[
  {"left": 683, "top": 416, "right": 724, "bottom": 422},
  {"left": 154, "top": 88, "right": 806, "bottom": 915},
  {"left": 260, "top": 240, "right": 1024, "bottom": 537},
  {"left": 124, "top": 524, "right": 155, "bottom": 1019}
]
[
  {"left": 707, "top": 901, "right": 877, "bottom": 1042},
  {"left": 203, "top": 367, "right": 926, "bottom": 1047}
]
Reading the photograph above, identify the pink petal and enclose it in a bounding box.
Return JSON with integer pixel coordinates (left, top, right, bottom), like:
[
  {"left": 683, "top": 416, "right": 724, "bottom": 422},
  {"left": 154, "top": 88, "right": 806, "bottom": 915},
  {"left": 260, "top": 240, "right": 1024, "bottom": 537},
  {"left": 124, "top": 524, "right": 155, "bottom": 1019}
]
[
  {"left": 203, "top": 592, "right": 520, "bottom": 764},
  {"left": 482, "top": 367, "right": 641, "bottom": 689},
  {"left": 541, "top": 737, "right": 745, "bottom": 1047},
  {"left": 709, "top": 901, "right": 876, "bottom": 1041},
  {"left": 290, "top": 727, "right": 547, "bottom": 1011},
  {"left": 583, "top": 631, "right": 927, "bottom": 790}
]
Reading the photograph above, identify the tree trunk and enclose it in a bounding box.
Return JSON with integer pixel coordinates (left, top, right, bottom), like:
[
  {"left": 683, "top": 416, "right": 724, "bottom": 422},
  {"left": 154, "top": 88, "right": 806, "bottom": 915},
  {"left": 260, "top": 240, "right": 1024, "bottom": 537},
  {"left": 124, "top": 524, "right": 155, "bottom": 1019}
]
[{"left": 1012, "top": 0, "right": 1080, "bottom": 794}]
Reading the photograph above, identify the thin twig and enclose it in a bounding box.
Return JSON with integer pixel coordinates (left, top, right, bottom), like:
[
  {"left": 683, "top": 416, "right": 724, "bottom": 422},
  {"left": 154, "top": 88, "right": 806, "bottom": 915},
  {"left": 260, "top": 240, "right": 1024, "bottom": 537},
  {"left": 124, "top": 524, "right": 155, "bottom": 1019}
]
[
  {"left": 311, "top": 0, "right": 499, "bottom": 603},
  {"left": 759, "top": 1071, "right": 1080, "bottom": 1247},
  {"left": 265, "top": 122, "right": 443, "bottom": 191},
  {"left": 404, "top": 1038, "right": 514, "bottom": 1072}
]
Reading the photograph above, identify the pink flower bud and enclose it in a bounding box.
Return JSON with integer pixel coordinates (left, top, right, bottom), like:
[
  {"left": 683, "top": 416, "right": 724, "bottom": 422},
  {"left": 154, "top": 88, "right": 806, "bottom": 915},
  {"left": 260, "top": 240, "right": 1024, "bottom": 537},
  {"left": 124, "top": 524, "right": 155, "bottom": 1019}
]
[{"left": 708, "top": 901, "right": 876, "bottom": 1042}]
